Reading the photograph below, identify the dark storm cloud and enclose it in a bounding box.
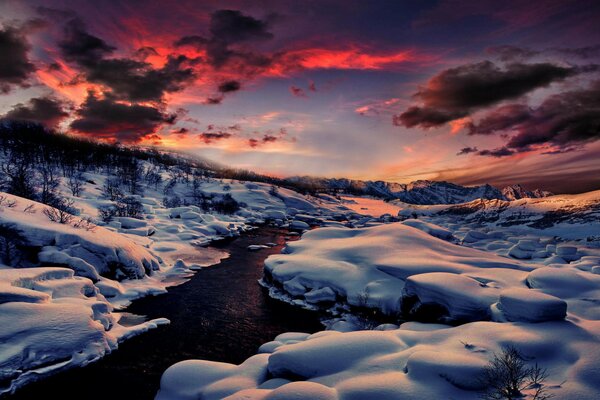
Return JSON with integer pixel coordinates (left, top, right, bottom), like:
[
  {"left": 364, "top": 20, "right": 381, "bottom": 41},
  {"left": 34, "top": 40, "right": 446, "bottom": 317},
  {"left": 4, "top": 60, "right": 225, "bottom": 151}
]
[
  {"left": 0, "top": 25, "right": 36, "bottom": 93},
  {"left": 70, "top": 92, "right": 176, "bottom": 142},
  {"left": 210, "top": 9, "right": 274, "bottom": 43},
  {"left": 456, "top": 146, "right": 478, "bottom": 155},
  {"left": 57, "top": 17, "right": 196, "bottom": 102},
  {"left": 175, "top": 9, "right": 275, "bottom": 69},
  {"left": 394, "top": 107, "right": 463, "bottom": 128},
  {"left": 467, "top": 104, "right": 531, "bottom": 135},
  {"left": 84, "top": 55, "right": 197, "bottom": 102},
  {"left": 2, "top": 96, "right": 69, "bottom": 128},
  {"left": 472, "top": 81, "right": 600, "bottom": 156},
  {"left": 395, "top": 61, "right": 579, "bottom": 128},
  {"left": 59, "top": 18, "right": 116, "bottom": 65},
  {"left": 218, "top": 80, "right": 241, "bottom": 93},
  {"left": 199, "top": 131, "right": 232, "bottom": 144}
]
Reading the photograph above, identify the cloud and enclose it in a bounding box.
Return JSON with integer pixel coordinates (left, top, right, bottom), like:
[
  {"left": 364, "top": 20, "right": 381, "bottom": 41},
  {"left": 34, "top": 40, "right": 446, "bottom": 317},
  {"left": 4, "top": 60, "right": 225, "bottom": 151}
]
[
  {"left": 395, "top": 61, "right": 578, "bottom": 128},
  {"left": 58, "top": 17, "right": 196, "bottom": 102},
  {"left": 174, "top": 35, "right": 208, "bottom": 48},
  {"left": 487, "top": 44, "right": 600, "bottom": 62},
  {"left": 472, "top": 80, "right": 600, "bottom": 156},
  {"left": 467, "top": 103, "right": 531, "bottom": 135},
  {"left": 456, "top": 146, "right": 478, "bottom": 155},
  {"left": 59, "top": 18, "right": 116, "bottom": 65},
  {"left": 552, "top": 44, "right": 600, "bottom": 59},
  {"left": 289, "top": 85, "right": 306, "bottom": 97},
  {"left": 134, "top": 46, "right": 159, "bottom": 60},
  {"left": 485, "top": 45, "right": 540, "bottom": 62},
  {"left": 199, "top": 131, "right": 233, "bottom": 144},
  {"left": 0, "top": 24, "right": 36, "bottom": 93},
  {"left": 70, "top": 91, "right": 176, "bottom": 142},
  {"left": 176, "top": 9, "right": 275, "bottom": 70},
  {"left": 476, "top": 147, "right": 515, "bottom": 157},
  {"left": 2, "top": 96, "right": 69, "bottom": 128},
  {"left": 218, "top": 80, "right": 241, "bottom": 93}
]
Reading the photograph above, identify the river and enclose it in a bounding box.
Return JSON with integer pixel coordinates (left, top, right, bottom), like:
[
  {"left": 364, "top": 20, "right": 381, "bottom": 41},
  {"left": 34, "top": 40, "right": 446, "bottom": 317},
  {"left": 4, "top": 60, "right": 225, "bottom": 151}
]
[{"left": 7, "top": 227, "right": 323, "bottom": 400}]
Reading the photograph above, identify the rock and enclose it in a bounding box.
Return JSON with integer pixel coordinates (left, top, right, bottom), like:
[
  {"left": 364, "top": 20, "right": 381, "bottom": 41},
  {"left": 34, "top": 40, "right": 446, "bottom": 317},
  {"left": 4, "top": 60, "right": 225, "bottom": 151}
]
[{"left": 290, "top": 220, "right": 310, "bottom": 231}]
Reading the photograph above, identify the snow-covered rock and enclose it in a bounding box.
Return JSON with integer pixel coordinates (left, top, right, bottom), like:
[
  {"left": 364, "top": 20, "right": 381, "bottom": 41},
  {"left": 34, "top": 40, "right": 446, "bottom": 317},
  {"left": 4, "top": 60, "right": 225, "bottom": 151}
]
[
  {"left": 264, "top": 223, "right": 527, "bottom": 315},
  {"left": 495, "top": 288, "right": 567, "bottom": 322}
]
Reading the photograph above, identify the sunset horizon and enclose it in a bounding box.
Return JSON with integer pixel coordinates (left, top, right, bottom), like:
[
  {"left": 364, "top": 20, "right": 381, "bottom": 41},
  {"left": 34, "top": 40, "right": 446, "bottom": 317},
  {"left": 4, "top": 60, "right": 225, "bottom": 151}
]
[{"left": 1, "top": 0, "right": 599, "bottom": 193}]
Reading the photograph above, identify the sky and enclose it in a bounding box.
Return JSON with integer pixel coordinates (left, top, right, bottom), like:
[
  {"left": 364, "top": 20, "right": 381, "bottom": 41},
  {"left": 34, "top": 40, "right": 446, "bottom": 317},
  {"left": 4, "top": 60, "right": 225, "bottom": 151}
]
[{"left": 1, "top": 0, "right": 599, "bottom": 193}]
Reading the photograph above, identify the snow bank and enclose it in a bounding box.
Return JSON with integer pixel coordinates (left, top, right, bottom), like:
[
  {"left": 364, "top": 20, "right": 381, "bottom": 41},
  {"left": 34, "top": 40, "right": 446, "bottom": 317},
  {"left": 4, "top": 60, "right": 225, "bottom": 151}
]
[
  {"left": 264, "top": 223, "right": 528, "bottom": 318},
  {"left": 0, "top": 193, "right": 160, "bottom": 280},
  {"left": 0, "top": 267, "right": 165, "bottom": 395},
  {"left": 157, "top": 318, "right": 600, "bottom": 399}
]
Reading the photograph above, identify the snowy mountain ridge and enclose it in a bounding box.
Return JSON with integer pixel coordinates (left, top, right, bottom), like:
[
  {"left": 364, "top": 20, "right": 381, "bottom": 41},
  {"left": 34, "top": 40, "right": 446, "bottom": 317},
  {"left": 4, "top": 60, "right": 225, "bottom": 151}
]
[{"left": 286, "top": 176, "right": 553, "bottom": 204}]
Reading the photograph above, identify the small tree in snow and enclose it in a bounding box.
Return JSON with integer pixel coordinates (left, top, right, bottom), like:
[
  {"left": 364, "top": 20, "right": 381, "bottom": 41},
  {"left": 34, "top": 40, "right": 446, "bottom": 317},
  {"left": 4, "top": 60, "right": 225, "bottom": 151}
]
[
  {"left": 67, "top": 172, "right": 85, "bottom": 196},
  {"left": 479, "top": 346, "right": 552, "bottom": 400},
  {"left": 0, "top": 223, "right": 26, "bottom": 265},
  {"left": 102, "top": 178, "right": 124, "bottom": 201}
]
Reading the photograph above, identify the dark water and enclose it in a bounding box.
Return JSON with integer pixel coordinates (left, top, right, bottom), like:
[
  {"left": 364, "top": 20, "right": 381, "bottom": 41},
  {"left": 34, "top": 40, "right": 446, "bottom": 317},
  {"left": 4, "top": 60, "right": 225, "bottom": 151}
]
[{"left": 8, "top": 227, "right": 323, "bottom": 400}]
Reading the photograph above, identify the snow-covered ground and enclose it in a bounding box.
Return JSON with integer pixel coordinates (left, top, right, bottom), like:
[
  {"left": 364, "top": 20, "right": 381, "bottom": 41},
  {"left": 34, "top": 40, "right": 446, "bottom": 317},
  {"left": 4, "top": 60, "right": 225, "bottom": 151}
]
[
  {"left": 158, "top": 192, "right": 600, "bottom": 400},
  {"left": 0, "top": 167, "right": 359, "bottom": 395}
]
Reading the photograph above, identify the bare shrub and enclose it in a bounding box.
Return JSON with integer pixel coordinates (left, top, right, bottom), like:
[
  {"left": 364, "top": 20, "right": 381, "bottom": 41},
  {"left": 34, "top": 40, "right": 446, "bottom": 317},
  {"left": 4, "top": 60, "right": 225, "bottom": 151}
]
[
  {"left": 0, "top": 195, "right": 17, "bottom": 208},
  {"left": 479, "top": 346, "right": 552, "bottom": 400},
  {"left": 43, "top": 206, "right": 74, "bottom": 224},
  {"left": 73, "top": 216, "right": 97, "bottom": 231}
]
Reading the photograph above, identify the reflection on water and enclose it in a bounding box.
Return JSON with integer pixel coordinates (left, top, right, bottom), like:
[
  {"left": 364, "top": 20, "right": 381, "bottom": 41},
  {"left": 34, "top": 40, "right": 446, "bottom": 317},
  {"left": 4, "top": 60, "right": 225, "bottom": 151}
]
[
  {"left": 9, "top": 227, "right": 323, "bottom": 400},
  {"left": 341, "top": 195, "right": 402, "bottom": 217}
]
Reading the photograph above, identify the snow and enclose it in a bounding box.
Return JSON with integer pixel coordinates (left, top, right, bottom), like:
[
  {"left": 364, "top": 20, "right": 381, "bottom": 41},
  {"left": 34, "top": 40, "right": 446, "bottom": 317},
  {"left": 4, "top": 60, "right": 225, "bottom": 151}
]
[
  {"left": 263, "top": 223, "right": 528, "bottom": 317},
  {"left": 495, "top": 288, "right": 567, "bottom": 322},
  {"left": 2, "top": 150, "right": 599, "bottom": 400},
  {"left": 157, "top": 317, "right": 600, "bottom": 399},
  {"left": 159, "top": 192, "right": 600, "bottom": 400},
  {"left": 0, "top": 166, "right": 359, "bottom": 393},
  {"left": 0, "top": 267, "right": 166, "bottom": 394}
]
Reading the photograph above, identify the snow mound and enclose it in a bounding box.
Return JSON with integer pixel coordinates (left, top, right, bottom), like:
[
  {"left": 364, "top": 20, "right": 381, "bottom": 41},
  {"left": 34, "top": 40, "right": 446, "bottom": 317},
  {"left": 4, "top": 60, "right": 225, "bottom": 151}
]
[
  {"left": 403, "top": 272, "right": 498, "bottom": 322},
  {"left": 495, "top": 288, "right": 567, "bottom": 322},
  {"left": 158, "top": 318, "right": 600, "bottom": 399},
  {"left": 0, "top": 267, "right": 165, "bottom": 395},
  {"left": 0, "top": 193, "right": 160, "bottom": 280},
  {"left": 401, "top": 219, "right": 455, "bottom": 241},
  {"left": 264, "top": 223, "right": 526, "bottom": 316}
]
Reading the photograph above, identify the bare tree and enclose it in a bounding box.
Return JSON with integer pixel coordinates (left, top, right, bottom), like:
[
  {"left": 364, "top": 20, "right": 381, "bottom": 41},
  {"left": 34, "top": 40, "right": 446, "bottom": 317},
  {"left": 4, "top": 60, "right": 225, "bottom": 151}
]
[
  {"left": 102, "top": 178, "right": 124, "bottom": 201},
  {"left": 0, "top": 223, "right": 26, "bottom": 265},
  {"left": 67, "top": 172, "right": 85, "bottom": 196}
]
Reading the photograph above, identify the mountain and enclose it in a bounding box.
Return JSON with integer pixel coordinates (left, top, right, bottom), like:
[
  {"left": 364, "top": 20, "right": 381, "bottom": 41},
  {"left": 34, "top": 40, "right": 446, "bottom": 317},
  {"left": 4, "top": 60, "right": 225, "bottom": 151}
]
[
  {"left": 501, "top": 184, "right": 553, "bottom": 201},
  {"left": 398, "top": 190, "right": 600, "bottom": 236},
  {"left": 285, "top": 176, "right": 551, "bottom": 205}
]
